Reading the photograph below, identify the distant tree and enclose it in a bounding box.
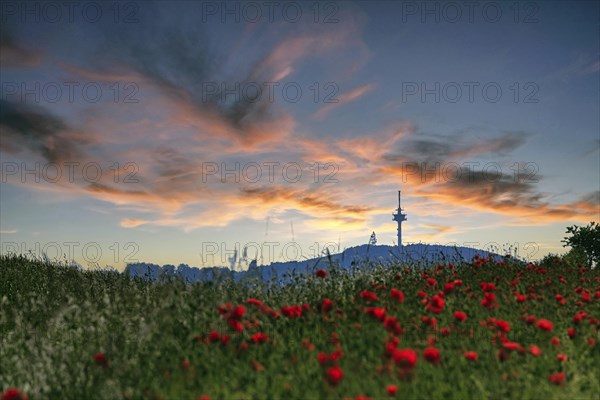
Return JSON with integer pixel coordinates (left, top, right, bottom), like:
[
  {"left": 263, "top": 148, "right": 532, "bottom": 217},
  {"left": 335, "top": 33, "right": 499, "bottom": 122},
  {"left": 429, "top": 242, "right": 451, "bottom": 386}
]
[
  {"left": 369, "top": 232, "right": 377, "bottom": 246},
  {"left": 539, "top": 253, "right": 561, "bottom": 268},
  {"left": 562, "top": 222, "right": 600, "bottom": 267},
  {"left": 562, "top": 246, "right": 588, "bottom": 266}
]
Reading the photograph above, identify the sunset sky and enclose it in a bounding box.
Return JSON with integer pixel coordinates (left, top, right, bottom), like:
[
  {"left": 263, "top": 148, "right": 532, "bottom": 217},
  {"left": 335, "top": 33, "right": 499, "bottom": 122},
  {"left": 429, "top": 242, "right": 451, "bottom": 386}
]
[{"left": 1, "top": 1, "right": 598, "bottom": 269}]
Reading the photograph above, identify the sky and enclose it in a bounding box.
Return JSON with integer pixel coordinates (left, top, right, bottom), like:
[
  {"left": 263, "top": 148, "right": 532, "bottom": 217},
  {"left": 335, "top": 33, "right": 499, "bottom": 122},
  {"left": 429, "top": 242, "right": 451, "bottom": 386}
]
[{"left": 1, "top": 0, "right": 599, "bottom": 269}]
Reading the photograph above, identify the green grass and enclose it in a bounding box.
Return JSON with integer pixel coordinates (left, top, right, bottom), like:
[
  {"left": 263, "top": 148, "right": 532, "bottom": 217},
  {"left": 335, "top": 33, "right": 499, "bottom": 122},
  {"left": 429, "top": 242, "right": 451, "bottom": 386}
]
[{"left": 1, "top": 254, "right": 599, "bottom": 400}]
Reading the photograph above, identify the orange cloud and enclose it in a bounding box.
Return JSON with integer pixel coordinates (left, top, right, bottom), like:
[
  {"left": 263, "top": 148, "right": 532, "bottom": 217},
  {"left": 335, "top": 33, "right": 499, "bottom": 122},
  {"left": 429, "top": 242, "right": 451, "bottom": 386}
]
[{"left": 120, "top": 219, "right": 148, "bottom": 228}]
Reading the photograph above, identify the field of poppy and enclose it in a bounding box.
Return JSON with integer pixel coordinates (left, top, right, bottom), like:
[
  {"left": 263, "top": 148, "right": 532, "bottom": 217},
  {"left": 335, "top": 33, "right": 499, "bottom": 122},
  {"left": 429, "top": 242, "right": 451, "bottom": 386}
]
[{"left": 1, "top": 253, "right": 599, "bottom": 400}]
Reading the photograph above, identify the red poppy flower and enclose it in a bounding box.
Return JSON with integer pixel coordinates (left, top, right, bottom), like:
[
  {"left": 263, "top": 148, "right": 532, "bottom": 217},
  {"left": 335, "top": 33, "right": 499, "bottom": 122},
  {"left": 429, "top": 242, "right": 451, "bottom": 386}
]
[
  {"left": 589, "top": 338, "right": 596, "bottom": 346},
  {"left": 443, "top": 282, "right": 455, "bottom": 294},
  {"left": 217, "top": 303, "right": 232, "bottom": 315},
  {"left": 557, "top": 354, "right": 568, "bottom": 362},
  {"left": 331, "top": 349, "right": 344, "bottom": 361},
  {"left": 220, "top": 334, "right": 230, "bottom": 345},
  {"left": 1, "top": 388, "right": 28, "bottom": 400},
  {"left": 387, "top": 384, "right": 397, "bottom": 396},
  {"left": 567, "top": 327, "right": 576, "bottom": 338},
  {"left": 326, "top": 365, "right": 344, "bottom": 385},
  {"left": 426, "top": 295, "right": 445, "bottom": 314},
  {"left": 281, "top": 305, "right": 304, "bottom": 318},
  {"left": 393, "top": 349, "right": 418, "bottom": 368},
  {"left": 548, "top": 372, "right": 566, "bottom": 385},
  {"left": 383, "top": 341, "right": 397, "bottom": 357},
  {"left": 207, "top": 331, "right": 221, "bottom": 342},
  {"left": 317, "top": 352, "right": 329, "bottom": 365},
  {"left": 573, "top": 311, "right": 587, "bottom": 324},
  {"left": 252, "top": 332, "right": 269, "bottom": 344},
  {"left": 384, "top": 316, "right": 402, "bottom": 335},
  {"left": 480, "top": 282, "right": 496, "bottom": 292},
  {"left": 536, "top": 319, "right": 554, "bottom": 331},
  {"left": 481, "top": 292, "right": 496, "bottom": 308},
  {"left": 230, "top": 305, "right": 246, "bottom": 320},
  {"left": 525, "top": 315, "right": 537, "bottom": 324},
  {"left": 390, "top": 288, "right": 404, "bottom": 303},
  {"left": 246, "top": 298, "right": 264, "bottom": 306},
  {"left": 366, "top": 307, "right": 386, "bottom": 321},
  {"left": 321, "top": 298, "right": 334, "bottom": 313},
  {"left": 360, "top": 290, "right": 379, "bottom": 301},
  {"left": 228, "top": 319, "right": 244, "bottom": 332},
  {"left": 495, "top": 319, "right": 511, "bottom": 333},
  {"left": 181, "top": 359, "right": 190, "bottom": 369},
  {"left": 94, "top": 353, "right": 109, "bottom": 367},
  {"left": 454, "top": 311, "right": 467, "bottom": 322},
  {"left": 464, "top": 351, "right": 478, "bottom": 361},
  {"left": 529, "top": 345, "right": 542, "bottom": 356},
  {"left": 315, "top": 269, "right": 329, "bottom": 278},
  {"left": 581, "top": 292, "right": 591, "bottom": 302},
  {"left": 515, "top": 293, "right": 527, "bottom": 303},
  {"left": 423, "top": 347, "right": 440, "bottom": 365},
  {"left": 502, "top": 341, "right": 524, "bottom": 352}
]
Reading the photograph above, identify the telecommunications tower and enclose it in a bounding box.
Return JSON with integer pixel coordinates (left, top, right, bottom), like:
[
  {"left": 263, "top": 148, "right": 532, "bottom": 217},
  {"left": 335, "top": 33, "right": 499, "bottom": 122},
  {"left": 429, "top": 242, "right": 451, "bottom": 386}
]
[{"left": 392, "top": 190, "right": 407, "bottom": 247}]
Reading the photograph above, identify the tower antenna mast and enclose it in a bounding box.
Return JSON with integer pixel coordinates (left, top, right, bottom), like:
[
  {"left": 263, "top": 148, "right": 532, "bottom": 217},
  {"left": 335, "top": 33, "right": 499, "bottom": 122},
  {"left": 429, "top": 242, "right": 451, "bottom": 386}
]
[{"left": 290, "top": 220, "right": 295, "bottom": 242}]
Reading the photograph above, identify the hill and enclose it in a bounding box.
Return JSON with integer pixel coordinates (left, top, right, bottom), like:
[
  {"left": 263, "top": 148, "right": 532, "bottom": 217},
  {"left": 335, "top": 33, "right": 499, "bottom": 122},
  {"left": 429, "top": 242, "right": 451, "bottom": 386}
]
[{"left": 125, "top": 243, "right": 506, "bottom": 283}]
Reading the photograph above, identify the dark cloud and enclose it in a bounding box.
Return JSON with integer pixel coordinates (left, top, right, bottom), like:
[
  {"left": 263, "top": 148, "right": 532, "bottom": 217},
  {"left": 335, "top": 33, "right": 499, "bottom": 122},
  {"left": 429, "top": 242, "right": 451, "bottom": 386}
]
[
  {"left": 0, "top": 100, "right": 82, "bottom": 163},
  {"left": 435, "top": 168, "right": 545, "bottom": 208},
  {"left": 0, "top": 25, "right": 42, "bottom": 67},
  {"left": 387, "top": 131, "right": 527, "bottom": 164},
  {"left": 401, "top": 139, "right": 451, "bottom": 162},
  {"left": 376, "top": 131, "right": 596, "bottom": 221},
  {"left": 91, "top": 1, "right": 279, "bottom": 143},
  {"left": 409, "top": 166, "right": 598, "bottom": 222},
  {"left": 86, "top": 182, "right": 148, "bottom": 198}
]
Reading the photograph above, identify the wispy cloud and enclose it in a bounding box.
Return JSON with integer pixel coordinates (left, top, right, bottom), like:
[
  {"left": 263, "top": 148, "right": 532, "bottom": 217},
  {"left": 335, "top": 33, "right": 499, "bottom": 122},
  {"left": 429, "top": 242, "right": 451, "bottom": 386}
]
[{"left": 312, "top": 83, "right": 376, "bottom": 120}]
